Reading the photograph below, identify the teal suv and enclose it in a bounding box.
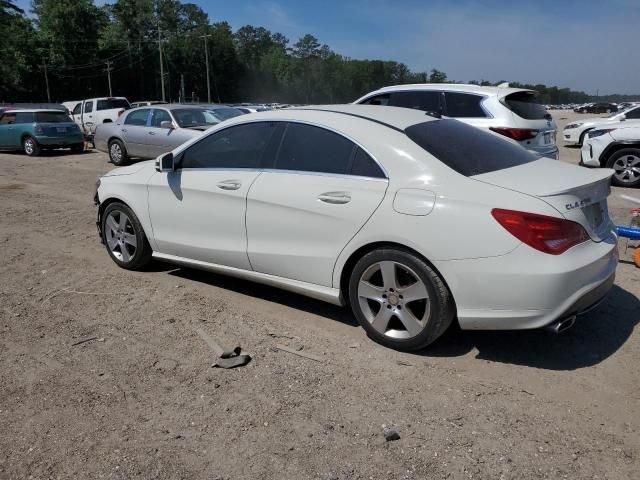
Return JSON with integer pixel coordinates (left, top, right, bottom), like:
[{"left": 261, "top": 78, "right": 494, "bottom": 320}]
[{"left": 0, "top": 109, "right": 84, "bottom": 156}]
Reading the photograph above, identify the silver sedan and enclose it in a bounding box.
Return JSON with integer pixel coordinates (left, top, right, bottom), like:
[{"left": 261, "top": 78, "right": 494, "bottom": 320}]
[{"left": 94, "top": 104, "right": 245, "bottom": 166}]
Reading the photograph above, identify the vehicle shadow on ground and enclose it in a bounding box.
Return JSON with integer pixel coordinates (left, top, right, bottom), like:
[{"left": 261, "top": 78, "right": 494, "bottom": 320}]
[
  {"left": 421, "top": 285, "right": 639, "bottom": 370},
  {"left": 167, "top": 266, "right": 357, "bottom": 326},
  {"left": 2, "top": 149, "right": 90, "bottom": 157}
]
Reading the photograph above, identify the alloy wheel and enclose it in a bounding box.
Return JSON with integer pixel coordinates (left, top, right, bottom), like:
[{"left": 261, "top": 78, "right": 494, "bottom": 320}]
[
  {"left": 613, "top": 154, "right": 640, "bottom": 184},
  {"left": 110, "top": 143, "right": 122, "bottom": 163},
  {"left": 357, "top": 261, "right": 431, "bottom": 339},
  {"left": 105, "top": 210, "right": 137, "bottom": 262},
  {"left": 24, "top": 138, "right": 34, "bottom": 155}
]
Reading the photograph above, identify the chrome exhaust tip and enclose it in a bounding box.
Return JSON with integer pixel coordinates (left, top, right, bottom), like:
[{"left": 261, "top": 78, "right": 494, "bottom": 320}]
[{"left": 544, "top": 315, "right": 576, "bottom": 334}]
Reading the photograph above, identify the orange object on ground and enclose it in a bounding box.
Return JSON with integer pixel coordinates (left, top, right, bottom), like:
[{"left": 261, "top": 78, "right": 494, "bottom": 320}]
[{"left": 634, "top": 248, "right": 640, "bottom": 268}]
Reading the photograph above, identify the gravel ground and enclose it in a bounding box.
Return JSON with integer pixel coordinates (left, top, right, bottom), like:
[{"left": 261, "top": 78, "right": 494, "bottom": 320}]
[{"left": 0, "top": 111, "right": 638, "bottom": 480}]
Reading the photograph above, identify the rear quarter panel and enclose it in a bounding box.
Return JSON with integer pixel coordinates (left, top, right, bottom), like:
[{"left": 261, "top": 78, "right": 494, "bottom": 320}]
[{"left": 94, "top": 123, "right": 122, "bottom": 153}]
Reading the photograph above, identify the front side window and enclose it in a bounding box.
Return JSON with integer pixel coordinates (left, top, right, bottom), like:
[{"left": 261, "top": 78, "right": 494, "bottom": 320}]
[
  {"left": 405, "top": 119, "right": 537, "bottom": 177},
  {"left": 360, "top": 94, "right": 390, "bottom": 106},
  {"left": 180, "top": 122, "right": 278, "bottom": 169},
  {"left": 84, "top": 102, "right": 93, "bottom": 113},
  {"left": 0, "top": 113, "right": 17, "bottom": 124},
  {"left": 172, "top": 108, "right": 221, "bottom": 128},
  {"left": 72, "top": 103, "right": 82, "bottom": 115},
  {"left": 124, "top": 109, "right": 150, "bottom": 126},
  {"left": 444, "top": 92, "right": 487, "bottom": 118},
  {"left": 151, "top": 109, "right": 172, "bottom": 127},
  {"left": 274, "top": 123, "right": 354, "bottom": 175},
  {"left": 389, "top": 91, "right": 442, "bottom": 115},
  {"left": 625, "top": 107, "right": 640, "bottom": 119}
]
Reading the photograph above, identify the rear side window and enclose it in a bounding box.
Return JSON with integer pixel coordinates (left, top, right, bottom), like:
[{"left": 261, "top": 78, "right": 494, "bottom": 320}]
[
  {"left": 14, "top": 112, "right": 34, "bottom": 124},
  {"left": 405, "top": 119, "right": 537, "bottom": 177},
  {"left": 275, "top": 123, "right": 354, "bottom": 175},
  {"left": 97, "top": 99, "right": 130, "bottom": 111},
  {"left": 35, "top": 111, "right": 72, "bottom": 123},
  {"left": 351, "top": 147, "right": 385, "bottom": 178},
  {"left": 124, "top": 109, "right": 150, "bottom": 126},
  {"left": 0, "top": 113, "right": 17, "bottom": 124},
  {"left": 503, "top": 91, "right": 548, "bottom": 120},
  {"left": 389, "top": 91, "right": 442, "bottom": 115},
  {"left": 444, "top": 92, "right": 487, "bottom": 118},
  {"left": 181, "top": 122, "right": 277, "bottom": 169}
]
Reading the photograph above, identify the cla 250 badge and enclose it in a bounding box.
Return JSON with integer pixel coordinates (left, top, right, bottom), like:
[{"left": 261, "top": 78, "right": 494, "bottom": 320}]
[{"left": 566, "top": 197, "right": 592, "bottom": 210}]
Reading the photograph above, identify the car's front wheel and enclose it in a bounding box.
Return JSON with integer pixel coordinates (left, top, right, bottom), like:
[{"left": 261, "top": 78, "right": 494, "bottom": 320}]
[
  {"left": 108, "top": 139, "right": 129, "bottom": 166},
  {"left": 607, "top": 148, "right": 640, "bottom": 187},
  {"left": 348, "top": 248, "right": 455, "bottom": 351},
  {"left": 23, "top": 136, "right": 41, "bottom": 156},
  {"left": 101, "top": 202, "right": 152, "bottom": 270}
]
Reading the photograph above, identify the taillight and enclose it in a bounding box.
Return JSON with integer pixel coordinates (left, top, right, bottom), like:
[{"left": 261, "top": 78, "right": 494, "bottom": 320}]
[
  {"left": 34, "top": 125, "right": 44, "bottom": 134},
  {"left": 491, "top": 208, "right": 590, "bottom": 255},
  {"left": 489, "top": 127, "right": 538, "bottom": 141},
  {"left": 117, "top": 109, "right": 124, "bottom": 117}
]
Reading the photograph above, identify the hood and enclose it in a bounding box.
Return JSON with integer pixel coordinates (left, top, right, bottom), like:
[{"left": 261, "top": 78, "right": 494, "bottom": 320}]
[
  {"left": 567, "top": 116, "right": 616, "bottom": 128},
  {"left": 103, "top": 160, "right": 154, "bottom": 177}
]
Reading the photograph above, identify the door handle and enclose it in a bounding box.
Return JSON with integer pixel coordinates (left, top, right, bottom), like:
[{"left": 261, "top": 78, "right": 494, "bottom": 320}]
[
  {"left": 216, "top": 180, "right": 242, "bottom": 190},
  {"left": 121, "top": 128, "right": 127, "bottom": 133},
  {"left": 318, "top": 191, "right": 351, "bottom": 204},
  {"left": 148, "top": 131, "right": 155, "bottom": 135}
]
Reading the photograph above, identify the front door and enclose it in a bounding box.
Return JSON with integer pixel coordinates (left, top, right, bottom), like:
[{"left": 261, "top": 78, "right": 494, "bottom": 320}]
[
  {"left": 147, "top": 121, "right": 279, "bottom": 269},
  {"left": 147, "top": 108, "right": 195, "bottom": 158},
  {"left": 121, "top": 108, "right": 151, "bottom": 158}
]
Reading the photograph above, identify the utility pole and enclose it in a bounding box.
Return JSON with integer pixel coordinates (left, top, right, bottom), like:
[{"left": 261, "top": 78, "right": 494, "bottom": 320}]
[
  {"left": 158, "top": 25, "right": 166, "bottom": 102},
  {"left": 180, "top": 74, "right": 185, "bottom": 103},
  {"left": 201, "top": 33, "right": 212, "bottom": 103},
  {"left": 42, "top": 58, "right": 51, "bottom": 103},
  {"left": 105, "top": 60, "right": 113, "bottom": 96}
]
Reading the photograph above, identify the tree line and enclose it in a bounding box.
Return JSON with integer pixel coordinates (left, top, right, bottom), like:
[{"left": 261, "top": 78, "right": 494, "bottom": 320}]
[{"left": 0, "top": 0, "right": 633, "bottom": 105}]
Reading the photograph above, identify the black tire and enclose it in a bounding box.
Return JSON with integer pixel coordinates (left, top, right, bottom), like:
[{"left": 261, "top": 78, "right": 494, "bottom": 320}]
[
  {"left": 348, "top": 248, "right": 455, "bottom": 351},
  {"left": 606, "top": 148, "right": 640, "bottom": 188},
  {"left": 71, "top": 143, "right": 84, "bottom": 153},
  {"left": 101, "top": 202, "right": 152, "bottom": 270},
  {"left": 23, "top": 136, "right": 41, "bottom": 156},
  {"left": 108, "top": 139, "right": 129, "bottom": 166}
]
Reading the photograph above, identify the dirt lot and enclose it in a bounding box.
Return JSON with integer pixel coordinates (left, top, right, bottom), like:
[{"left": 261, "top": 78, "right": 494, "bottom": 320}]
[{"left": 0, "top": 111, "right": 638, "bottom": 480}]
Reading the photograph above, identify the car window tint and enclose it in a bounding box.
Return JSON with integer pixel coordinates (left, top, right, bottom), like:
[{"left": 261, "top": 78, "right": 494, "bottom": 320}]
[
  {"left": 97, "top": 99, "right": 130, "bottom": 110},
  {"left": 0, "top": 113, "right": 16, "bottom": 124},
  {"left": 360, "top": 94, "right": 390, "bottom": 106},
  {"left": 351, "top": 147, "right": 385, "bottom": 178},
  {"left": 181, "top": 122, "right": 277, "bottom": 169},
  {"left": 389, "top": 91, "right": 441, "bottom": 115},
  {"left": 275, "top": 123, "right": 354, "bottom": 174},
  {"left": 72, "top": 103, "right": 82, "bottom": 115},
  {"left": 625, "top": 107, "right": 640, "bottom": 119},
  {"left": 151, "top": 109, "right": 172, "bottom": 127},
  {"left": 14, "top": 112, "right": 34, "bottom": 124},
  {"left": 504, "top": 92, "right": 548, "bottom": 120},
  {"left": 124, "top": 109, "right": 150, "bottom": 126},
  {"left": 444, "top": 92, "right": 487, "bottom": 118},
  {"left": 35, "top": 111, "right": 72, "bottom": 123},
  {"left": 405, "top": 119, "right": 537, "bottom": 177},
  {"left": 84, "top": 102, "right": 93, "bottom": 113}
]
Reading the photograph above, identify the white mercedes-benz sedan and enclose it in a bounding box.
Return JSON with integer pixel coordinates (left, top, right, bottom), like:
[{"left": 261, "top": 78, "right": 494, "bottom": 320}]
[{"left": 94, "top": 105, "right": 618, "bottom": 351}]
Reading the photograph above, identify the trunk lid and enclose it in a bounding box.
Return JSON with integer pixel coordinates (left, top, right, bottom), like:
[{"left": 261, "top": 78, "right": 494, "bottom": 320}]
[
  {"left": 473, "top": 158, "right": 614, "bottom": 242},
  {"left": 39, "top": 122, "right": 79, "bottom": 136}
]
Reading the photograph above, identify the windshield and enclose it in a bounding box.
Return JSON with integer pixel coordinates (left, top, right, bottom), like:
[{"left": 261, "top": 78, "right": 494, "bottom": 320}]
[
  {"left": 405, "top": 119, "right": 537, "bottom": 177},
  {"left": 173, "top": 108, "right": 221, "bottom": 128},
  {"left": 208, "top": 107, "right": 244, "bottom": 121},
  {"left": 35, "top": 111, "right": 73, "bottom": 123}
]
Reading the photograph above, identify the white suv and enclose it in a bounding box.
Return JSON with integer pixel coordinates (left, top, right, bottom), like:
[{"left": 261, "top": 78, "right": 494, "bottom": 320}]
[
  {"left": 354, "top": 84, "right": 558, "bottom": 159},
  {"left": 563, "top": 105, "right": 640, "bottom": 146}
]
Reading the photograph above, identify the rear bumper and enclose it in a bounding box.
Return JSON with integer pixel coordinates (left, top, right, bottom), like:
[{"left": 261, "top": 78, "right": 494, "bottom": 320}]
[
  {"left": 533, "top": 145, "right": 559, "bottom": 160},
  {"left": 435, "top": 232, "right": 618, "bottom": 330},
  {"left": 36, "top": 134, "right": 84, "bottom": 146}
]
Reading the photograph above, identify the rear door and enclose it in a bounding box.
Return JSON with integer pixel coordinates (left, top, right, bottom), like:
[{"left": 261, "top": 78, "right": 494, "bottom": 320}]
[
  {"left": 121, "top": 109, "right": 151, "bottom": 157},
  {"left": 246, "top": 122, "right": 388, "bottom": 287},
  {"left": 0, "top": 112, "right": 18, "bottom": 147}
]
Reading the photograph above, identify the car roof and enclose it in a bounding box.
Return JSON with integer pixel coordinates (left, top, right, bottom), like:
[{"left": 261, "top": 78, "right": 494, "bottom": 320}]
[
  {"left": 361, "top": 83, "right": 535, "bottom": 98},
  {"left": 2, "top": 109, "right": 66, "bottom": 113},
  {"left": 231, "top": 104, "right": 439, "bottom": 131}
]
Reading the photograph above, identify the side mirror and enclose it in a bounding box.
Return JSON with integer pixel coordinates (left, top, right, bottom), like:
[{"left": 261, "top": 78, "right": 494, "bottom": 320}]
[
  {"left": 160, "top": 120, "right": 173, "bottom": 129},
  {"left": 157, "top": 152, "right": 174, "bottom": 172}
]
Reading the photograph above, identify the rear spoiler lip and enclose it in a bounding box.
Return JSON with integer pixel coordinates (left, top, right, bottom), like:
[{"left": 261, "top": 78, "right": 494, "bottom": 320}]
[{"left": 538, "top": 169, "right": 614, "bottom": 197}]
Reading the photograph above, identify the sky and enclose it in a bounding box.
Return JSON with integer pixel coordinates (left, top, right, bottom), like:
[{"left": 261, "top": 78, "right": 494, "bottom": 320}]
[{"left": 16, "top": 0, "right": 640, "bottom": 94}]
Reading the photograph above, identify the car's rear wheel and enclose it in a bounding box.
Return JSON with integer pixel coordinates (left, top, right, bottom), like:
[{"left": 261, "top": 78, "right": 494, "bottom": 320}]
[
  {"left": 607, "top": 148, "right": 640, "bottom": 187},
  {"left": 101, "top": 202, "right": 152, "bottom": 270},
  {"left": 108, "top": 139, "right": 129, "bottom": 166},
  {"left": 23, "top": 136, "right": 41, "bottom": 156},
  {"left": 348, "top": 248, "right": 455, "bottom": 351}
]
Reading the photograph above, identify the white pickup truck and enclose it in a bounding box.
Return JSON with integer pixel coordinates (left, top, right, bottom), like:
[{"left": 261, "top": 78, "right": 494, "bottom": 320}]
[{"left": 70, "top": 97, "right": 131, "bottom": 135}]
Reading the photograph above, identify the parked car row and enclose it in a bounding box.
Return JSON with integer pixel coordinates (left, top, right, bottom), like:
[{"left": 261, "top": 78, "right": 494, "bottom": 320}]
[{"left": 563, "top": 104, "right": 640, "bottom": 146}]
